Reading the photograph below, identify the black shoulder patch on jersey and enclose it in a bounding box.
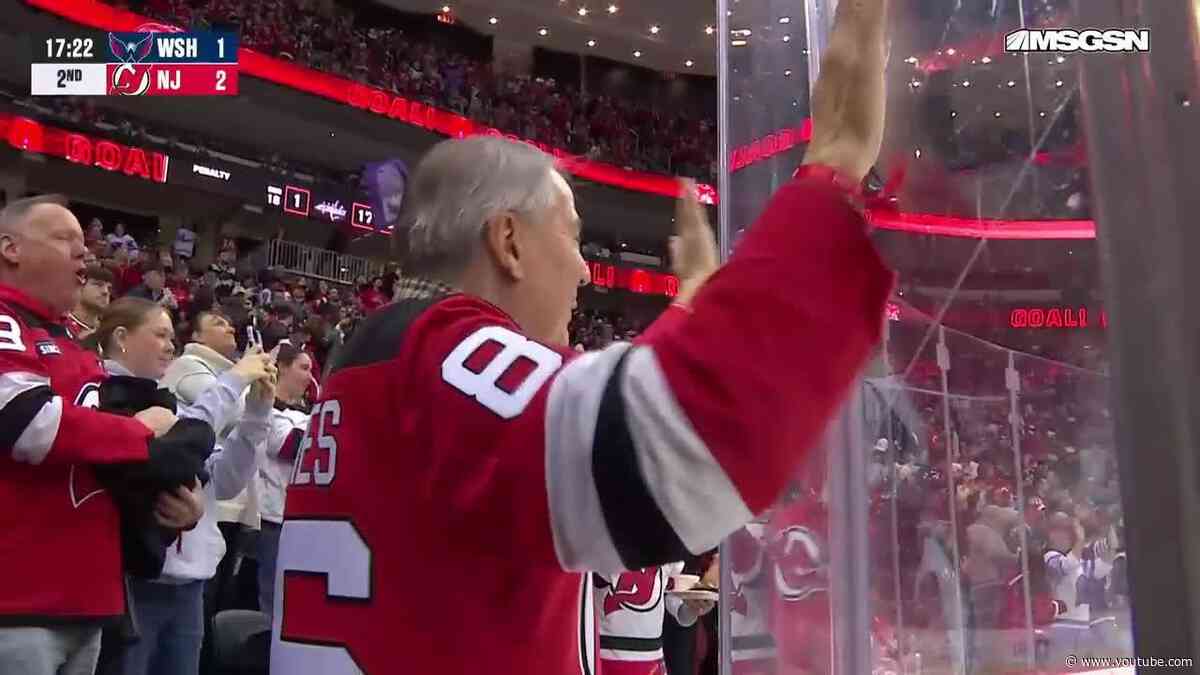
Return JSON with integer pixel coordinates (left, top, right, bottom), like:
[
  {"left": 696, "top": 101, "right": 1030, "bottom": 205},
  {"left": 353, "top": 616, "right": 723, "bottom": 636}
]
[
  {"left": 4, "top": 304, "right": 68, "bottom": 338},
  {"left": 592, "top": 349, "right": 690, "bottom": 570},
  {"left": 327, "top": 295, "right": 447, "bottom": 375}
]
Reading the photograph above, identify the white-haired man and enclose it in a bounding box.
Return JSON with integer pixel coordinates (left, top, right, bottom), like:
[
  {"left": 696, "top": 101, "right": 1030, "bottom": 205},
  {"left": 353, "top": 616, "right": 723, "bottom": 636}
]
[{"left": 273, "top": 0, "right": 891, "bottom": 672}]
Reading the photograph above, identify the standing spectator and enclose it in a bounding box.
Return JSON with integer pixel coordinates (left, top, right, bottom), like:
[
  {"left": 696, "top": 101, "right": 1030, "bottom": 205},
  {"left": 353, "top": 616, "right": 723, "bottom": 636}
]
[
  {"left": 287, "top": 283, "right": 310, "bottom": 323},
  {"left": 358, "top": 276, "right": 387, "bottom": 313},
  {"left": 165, "top": 266, "right": 194, "bottom": 318},
  {"left": 106, "top": 222, "right": 139, "bottom": 255},
  {"left": 173, "top": 223, "right": 197, "bottom": 261},
  {"left": 261, "top": 303, "right": 295, "bottom": 351},
  {"left": 109, "top": 248, "right": 143, "bottom": 297},
  {"left": 252, "top": 345, "right": 313, "bottom": 621},
  {"left": 0, "top": 196, "right": 202, "bottom": 675},
  {"left": 126, "top": 263, "right": 177, "bottom": 312},
  {"left": 161, "top": 309, "right": 262, "bottom": 663},
  {"left": 162, "top": 311, "right": 240, "bottom": 417},
  {"left": 963, "top": 505, "right": 1020, "bottom": 665},
  {"left": 67, "top": 265, "right": 114, "bottom": 340},
  {"left": 86, "top": 218, "right": 105, "bottom": 247}
]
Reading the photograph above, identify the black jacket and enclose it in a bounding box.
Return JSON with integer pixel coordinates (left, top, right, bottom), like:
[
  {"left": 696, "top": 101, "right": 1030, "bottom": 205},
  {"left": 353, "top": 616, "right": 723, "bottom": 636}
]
[{"left": 92, "top": 376, "right": 214, "bottom": 579}]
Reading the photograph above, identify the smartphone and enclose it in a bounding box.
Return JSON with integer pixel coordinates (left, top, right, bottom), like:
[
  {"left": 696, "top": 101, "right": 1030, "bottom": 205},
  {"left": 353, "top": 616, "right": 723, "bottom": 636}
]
[{"left": 246, "top": 314, "right": 263, "bottom": 350}]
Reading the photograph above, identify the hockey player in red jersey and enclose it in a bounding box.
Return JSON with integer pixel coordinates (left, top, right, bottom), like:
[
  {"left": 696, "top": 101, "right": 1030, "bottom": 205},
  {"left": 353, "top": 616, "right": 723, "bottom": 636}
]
[
  {"left": 766, "top": 489, "right": 833, "bottom": 675},
  {"left": 272, "top": 0, "right": 891, "bottom": 672},
  {"left": 594, "top": 563, "right": 714, "bottom": 675}
]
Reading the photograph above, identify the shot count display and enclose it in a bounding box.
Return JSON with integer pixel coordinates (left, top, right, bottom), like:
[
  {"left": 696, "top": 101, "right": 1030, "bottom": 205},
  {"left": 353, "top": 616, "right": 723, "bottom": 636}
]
[{"left": 31, "top": 31, "right": 238, "bottom": 96}]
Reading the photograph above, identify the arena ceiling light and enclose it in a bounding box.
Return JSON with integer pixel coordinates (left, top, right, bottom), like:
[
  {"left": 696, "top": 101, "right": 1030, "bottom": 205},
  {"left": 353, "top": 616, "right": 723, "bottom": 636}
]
[
  {"left": 685, "top": 59, "right": 694, "bottom": 67},
  {"left": 441, "top": 5, "right": 449, "bottom": 12},
  {"left": 538, "top": 27, "right": 549, "bottom": 36},
  {"left": 607, "top": 4, "right": 618, "bottom": 14},
  {"left": 577, "top": 7, "right": 588, "bottom": 16},
  {"left": 587, "top": 39, "right": 597, "bottom": 47},
  {"left": 488, "top": 16, "right": 498, "bottom": 24},
  {"left": 705, "top": 25, "right": 714, "bottom": 35},
  {"left": 633, "top": 50, "right": 642, "bottom": 57},
  {"left": 779, "top": 16, "right": 791, "bottom": 23},
  {"left": 649, "top": 24, "right": 661, "bottom": 34}
]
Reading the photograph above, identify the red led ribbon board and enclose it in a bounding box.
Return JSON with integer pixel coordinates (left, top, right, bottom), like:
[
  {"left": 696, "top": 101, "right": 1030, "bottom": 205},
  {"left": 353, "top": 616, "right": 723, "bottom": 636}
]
[
  {"left": 1, "top": 114, "right": 169, "bottom": 183},
  {"left": 23, "top": 0, "right": 1100, "bottom": 240},
  {"left": 588, "top": 262, "right": 678, "bottom": 298},
  {"left": 1009, "top": 306, "right": 1108, "bottom": 330}
]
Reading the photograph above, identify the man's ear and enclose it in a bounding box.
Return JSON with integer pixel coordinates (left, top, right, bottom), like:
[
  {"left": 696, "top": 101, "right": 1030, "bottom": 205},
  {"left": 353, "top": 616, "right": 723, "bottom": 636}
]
[
  {"left": 482, "top": 212, "right": 524, "bottom": 282},
  {"left": 0, "top": 234, "right": 19, "bottom": 267}
]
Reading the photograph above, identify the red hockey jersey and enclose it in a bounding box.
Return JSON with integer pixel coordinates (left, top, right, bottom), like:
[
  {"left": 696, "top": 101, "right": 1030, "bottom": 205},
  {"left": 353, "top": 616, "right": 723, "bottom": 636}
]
[
  {"left": 271, "top": 170, "right": 893, "bottom": 674},
  {"left": 766, "top": 498, "right": 832, "bottom": 675},
  {"left": 0, "top": 284, "right": 154, "bottom": 620}
]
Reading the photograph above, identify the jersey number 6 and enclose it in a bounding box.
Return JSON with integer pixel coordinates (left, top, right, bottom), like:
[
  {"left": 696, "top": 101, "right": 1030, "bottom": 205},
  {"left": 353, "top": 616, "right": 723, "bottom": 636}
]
[{"left": 270, "top": 520, "right": 371, "bottom": 674}]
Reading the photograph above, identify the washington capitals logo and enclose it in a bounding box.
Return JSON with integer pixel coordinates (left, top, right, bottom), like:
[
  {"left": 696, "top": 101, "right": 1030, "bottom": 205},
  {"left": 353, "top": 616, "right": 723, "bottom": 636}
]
[{"left": 108, "top": 32, "right": 155, "bottom": 95}]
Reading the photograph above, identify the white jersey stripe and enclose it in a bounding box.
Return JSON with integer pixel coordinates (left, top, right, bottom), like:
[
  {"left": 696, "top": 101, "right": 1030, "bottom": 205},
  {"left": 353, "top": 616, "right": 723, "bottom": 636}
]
[
  {"left": 1, "top": 371, "right": 60, "bottom": 464},
  {"left": 0, "top": 371, "right": 50, "bottom": 408},
  {"left": 544, "top": 343, "right": 632, "bottom": 575},
  {"left": 13, "top": 396, "right": 63, "bottom": 465},
  {"left": 621, "top": 346, "right": 753, "bottom": 555}
]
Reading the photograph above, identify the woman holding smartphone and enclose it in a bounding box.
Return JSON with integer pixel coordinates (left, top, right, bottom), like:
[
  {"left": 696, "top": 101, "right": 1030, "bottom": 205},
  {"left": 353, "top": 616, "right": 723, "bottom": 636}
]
[{"left": 253, "top": 343, "right": 314, "bottom": 622}]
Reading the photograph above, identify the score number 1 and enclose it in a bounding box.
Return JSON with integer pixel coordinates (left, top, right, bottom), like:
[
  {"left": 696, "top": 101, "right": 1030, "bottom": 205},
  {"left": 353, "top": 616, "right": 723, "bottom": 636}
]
[{"left": 216, "top": 38, "right": 227, "bottom": 91}]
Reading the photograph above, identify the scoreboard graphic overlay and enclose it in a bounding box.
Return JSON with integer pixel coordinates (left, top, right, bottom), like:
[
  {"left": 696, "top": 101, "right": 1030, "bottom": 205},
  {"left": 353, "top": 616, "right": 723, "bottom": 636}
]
[{"left": 32, "top": 31, "right": 238, "bottom": 96}]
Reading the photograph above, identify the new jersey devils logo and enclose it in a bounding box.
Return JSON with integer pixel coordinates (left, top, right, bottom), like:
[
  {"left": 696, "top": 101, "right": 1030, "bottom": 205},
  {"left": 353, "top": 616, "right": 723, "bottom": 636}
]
[
  {"left": 108, "top": 33, "right": 154, "bottom": 96},
  {"left": 602, "top": 568, "right": 662, "bottom": 616},
  {"left": 69, "top": 383, "right": 106, "bottom": 508},
  {"left": 772, "top": 526, "right": 827, "bottom": 601}
]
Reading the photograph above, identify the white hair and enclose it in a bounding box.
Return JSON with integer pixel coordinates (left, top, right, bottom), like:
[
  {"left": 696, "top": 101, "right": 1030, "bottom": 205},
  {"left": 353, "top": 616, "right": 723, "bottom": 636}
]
[{"left": 401, "top": 136, "right": 562, "bottom": 279}]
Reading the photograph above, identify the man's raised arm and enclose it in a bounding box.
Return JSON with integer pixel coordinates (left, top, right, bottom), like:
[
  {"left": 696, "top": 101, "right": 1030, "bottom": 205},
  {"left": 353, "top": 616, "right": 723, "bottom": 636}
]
[{"left": 803, "top": 0, "right": 890, "bottom": 184}]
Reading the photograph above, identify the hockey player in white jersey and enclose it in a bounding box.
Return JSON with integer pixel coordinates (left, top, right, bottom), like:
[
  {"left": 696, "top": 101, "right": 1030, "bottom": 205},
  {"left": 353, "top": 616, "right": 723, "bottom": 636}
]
[{"left": 594, "top": 563, "right": 715, "bottom": 675}]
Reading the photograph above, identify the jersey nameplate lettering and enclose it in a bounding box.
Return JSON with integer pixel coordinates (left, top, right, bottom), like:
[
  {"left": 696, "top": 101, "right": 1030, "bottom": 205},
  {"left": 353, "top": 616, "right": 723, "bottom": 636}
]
[{"left": 293, "top": 400, "right": 341, "bottom": 487}]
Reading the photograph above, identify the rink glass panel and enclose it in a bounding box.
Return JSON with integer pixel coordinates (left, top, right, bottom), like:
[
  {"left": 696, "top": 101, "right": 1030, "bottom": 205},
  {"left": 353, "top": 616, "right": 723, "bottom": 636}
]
[{"left": 716, "top": 0, "right": 1131, "bottom": 673}]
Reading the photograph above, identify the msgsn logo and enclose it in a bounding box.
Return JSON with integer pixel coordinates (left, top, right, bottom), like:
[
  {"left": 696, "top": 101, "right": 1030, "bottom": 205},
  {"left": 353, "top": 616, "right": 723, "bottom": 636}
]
[{"left": 1005, "top": 29, "right": 1150, "bottom": 53}]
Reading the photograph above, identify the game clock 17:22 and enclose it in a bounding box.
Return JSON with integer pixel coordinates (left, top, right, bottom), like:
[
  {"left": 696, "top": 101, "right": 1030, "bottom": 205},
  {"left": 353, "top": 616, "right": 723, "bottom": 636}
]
[{"left": 42, "top": 36, "right": 99, "bottom": 60}]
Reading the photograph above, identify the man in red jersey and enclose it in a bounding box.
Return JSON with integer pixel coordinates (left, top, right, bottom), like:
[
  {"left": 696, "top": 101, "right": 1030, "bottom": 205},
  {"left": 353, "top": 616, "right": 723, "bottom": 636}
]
[
  {"left": 0, "top": 195, "right": 206, "bottom": 675},
  {"left": 273, "top": 0, "right": 890, "bottom": 672}
]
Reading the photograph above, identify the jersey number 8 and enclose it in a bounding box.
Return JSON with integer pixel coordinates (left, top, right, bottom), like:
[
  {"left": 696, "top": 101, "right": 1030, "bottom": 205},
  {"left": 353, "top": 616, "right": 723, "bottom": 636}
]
[{"left": 441, "top": 325, "right": 562, "bottom": 419}]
